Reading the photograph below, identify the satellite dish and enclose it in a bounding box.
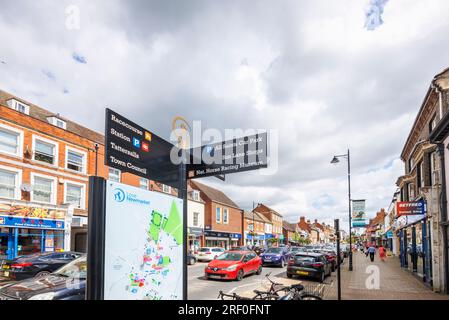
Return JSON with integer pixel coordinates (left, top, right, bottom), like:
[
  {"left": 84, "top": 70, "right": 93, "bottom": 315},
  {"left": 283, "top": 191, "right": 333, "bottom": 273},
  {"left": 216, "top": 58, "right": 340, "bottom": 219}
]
[{"left": 21, "top": 183, "right": 32, "bottom": 192}]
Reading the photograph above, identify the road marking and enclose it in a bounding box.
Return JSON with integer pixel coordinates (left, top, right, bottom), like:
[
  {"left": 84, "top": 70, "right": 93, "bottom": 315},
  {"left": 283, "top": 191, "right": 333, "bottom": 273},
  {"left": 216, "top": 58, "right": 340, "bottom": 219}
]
[{"left": 227, "top": 281, "right": 261, "bottom": 294}]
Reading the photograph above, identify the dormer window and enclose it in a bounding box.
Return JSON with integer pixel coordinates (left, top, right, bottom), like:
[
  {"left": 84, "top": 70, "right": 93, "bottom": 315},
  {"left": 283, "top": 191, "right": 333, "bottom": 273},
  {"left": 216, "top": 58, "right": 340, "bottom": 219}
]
[
  {"left": 48, "top": 116, "right": 67, "bottom": 129},
  {"left": 6, "top": 99, "right": 30, "bottom": 115}
]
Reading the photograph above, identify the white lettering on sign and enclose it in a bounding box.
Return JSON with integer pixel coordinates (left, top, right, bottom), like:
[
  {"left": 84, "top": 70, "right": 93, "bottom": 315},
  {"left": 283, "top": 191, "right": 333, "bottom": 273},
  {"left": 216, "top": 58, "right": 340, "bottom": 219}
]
[
  {"left": 111, "top": 114, "right": 143, "bottom": 136},
  {"left": 110, "top": 128, "right": 131, "bottom": 143},
  {"left": 110, "top": 142, "right": 140, "bottom": 159}
]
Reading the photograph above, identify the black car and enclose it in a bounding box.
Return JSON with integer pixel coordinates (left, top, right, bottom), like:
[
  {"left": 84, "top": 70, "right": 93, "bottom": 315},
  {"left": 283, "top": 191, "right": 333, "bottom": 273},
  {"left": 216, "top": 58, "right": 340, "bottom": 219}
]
[
  {"left": 0, "top": 251, "right": 83, "bottom": 281},
  {"left": 287, "top": 252, "right": 331, "bottom": 282},
  {"left": 0, "top": 256, "right": 86, "bottom": 300}
]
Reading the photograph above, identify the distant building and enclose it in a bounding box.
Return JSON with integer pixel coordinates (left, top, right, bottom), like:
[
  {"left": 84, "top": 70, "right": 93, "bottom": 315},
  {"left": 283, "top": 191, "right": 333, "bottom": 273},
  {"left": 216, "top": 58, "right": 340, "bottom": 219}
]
[{"left": 254, "top": 203, "right": 283, "bottom": 242}]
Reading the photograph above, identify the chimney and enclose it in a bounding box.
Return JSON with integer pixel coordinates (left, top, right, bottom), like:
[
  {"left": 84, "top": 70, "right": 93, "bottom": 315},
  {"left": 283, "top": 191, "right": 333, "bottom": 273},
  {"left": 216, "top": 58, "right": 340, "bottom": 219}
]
[
  {"left": 307, "top": 220, "right": 311, "bottom": 224},
  {"left": 300, "top": 216, "right": 306, "bottom": 223},
  {"left": 314, "top": 219, "right": 318, "bottom": 224}
]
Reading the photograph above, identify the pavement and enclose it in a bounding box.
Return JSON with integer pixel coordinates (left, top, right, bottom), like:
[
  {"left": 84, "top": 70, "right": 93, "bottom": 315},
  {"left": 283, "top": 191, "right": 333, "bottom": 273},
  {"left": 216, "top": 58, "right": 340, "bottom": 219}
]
[
  {"left": 188, "top": 260, "right": 337, "bottom": 300},
  {"left": 326, "top": 251, "right": 449, "bottom": 300}
]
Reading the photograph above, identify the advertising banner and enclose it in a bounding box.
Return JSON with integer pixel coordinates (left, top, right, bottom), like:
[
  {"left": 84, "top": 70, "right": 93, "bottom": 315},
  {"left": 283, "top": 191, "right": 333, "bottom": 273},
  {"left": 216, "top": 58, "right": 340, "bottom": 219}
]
[
  {"left": 352, "top": 200, "right": 366, "bottom": 219},
  {"left": 104, "top": 181, "right": 184, "bottom": 300},
  {"left": 396, "top": 200, "right": 425, "bottom": 217}
]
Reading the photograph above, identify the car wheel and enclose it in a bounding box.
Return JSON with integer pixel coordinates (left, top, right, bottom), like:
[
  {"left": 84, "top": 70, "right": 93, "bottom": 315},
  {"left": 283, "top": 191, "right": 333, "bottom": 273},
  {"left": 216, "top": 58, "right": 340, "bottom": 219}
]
[
  {"left": 287, "top": 273, "right": 293, "bottom": 279},
  {"left": 35, "top": 271, "right": 51, "bottom": 278},
  {"left": 236, "top": 269, "right": 244, "bottom": 281},
  {"left": 319, "top": 272, "right": 325, "bottom": 283},
  {"left": 280, "top": 259, "right": 285, "bottom": 268},
  {"left": 189, "top": 258, "right": 196, "bottom": 265},
  {"left": 256, "top": 266, "right": 262, "bottom": 275}
]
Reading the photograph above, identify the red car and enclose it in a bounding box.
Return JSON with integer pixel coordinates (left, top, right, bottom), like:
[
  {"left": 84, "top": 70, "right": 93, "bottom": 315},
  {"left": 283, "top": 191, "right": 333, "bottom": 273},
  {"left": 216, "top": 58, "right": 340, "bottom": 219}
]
[{"left": 205, "top": 251, "right": 262, "bottom": 281}]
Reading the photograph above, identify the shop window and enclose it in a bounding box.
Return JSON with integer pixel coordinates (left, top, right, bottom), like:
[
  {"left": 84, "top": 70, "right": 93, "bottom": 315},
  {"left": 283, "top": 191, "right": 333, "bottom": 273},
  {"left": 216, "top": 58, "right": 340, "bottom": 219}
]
[
  {"left": 109, "top": 168, "right": 121, "bottom": 182},
  {"left": 0, "top": 124, "right": 23, "bottom": 156},
  {"left": 32, "top": 175, "right": 55, "bottom": 204},
  {"left": 139, "top": 178, "right": 149, "bottom": 189},
  {"left": 66, "top": 147, "right": 86, "bottom": 173},
  {"left": 0, "top": 168, "right": 20, "bottom": 199},
  {"left": 65, "top": 182, "right": 85, "bottom": 209}
]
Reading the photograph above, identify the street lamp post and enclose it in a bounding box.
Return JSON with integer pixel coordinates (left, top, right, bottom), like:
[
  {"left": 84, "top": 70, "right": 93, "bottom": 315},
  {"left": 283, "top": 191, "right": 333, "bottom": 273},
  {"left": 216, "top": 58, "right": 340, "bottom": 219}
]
[{"left": 331, "top": 149, "right": 353, "bottom": 271}]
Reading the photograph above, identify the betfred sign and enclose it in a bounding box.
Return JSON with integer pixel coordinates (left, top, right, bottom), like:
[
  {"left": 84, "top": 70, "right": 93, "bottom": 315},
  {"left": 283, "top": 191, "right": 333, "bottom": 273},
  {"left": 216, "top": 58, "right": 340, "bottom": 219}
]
[{"left": 396, "top": 200, "right": 425, "bottom": 217}]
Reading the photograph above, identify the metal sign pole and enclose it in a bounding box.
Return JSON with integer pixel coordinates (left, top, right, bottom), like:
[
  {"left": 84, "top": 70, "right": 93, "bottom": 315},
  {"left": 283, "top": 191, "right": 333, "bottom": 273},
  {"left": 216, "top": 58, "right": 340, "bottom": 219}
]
[
  {"left": 179, "top": 161, "right": 188, "bottom": 300},
  {"left": 86, "top": 176, "right": 107, "bottom": 300},
  {"left": 334, "top": 219, "right": 341, "bottom": 301}
]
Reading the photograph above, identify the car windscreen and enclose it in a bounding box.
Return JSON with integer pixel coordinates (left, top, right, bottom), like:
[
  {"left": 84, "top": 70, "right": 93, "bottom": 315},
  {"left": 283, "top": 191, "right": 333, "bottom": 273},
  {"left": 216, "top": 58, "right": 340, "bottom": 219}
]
[
  {"left": 294, "top": 255, "right": 317, "bottom": 263},
  {"left": 199, "top": 248, "right": 211, "bottom": 252},
  {"left": 264, "top": 248, "right": 283, "bottom": 254},
  {"left": 215, "top": 253, "right": 243, "bottom": 261},
  {"left": 54, "top": 257, "right": 87, "bottom": 280},
  {"left": 290, "top": 247, "right": 304, "bottom": 252}
]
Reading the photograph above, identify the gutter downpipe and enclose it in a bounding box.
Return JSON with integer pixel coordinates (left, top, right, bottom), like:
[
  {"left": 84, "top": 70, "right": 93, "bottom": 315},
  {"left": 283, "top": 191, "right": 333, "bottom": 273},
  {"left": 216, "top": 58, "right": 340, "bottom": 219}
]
[{"left": 437, "top": 142, "right": 449, "bottom": 294}]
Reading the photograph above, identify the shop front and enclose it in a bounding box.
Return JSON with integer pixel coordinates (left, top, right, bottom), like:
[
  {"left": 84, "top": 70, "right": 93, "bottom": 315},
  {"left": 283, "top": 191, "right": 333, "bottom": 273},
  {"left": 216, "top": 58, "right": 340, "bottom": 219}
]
[
  {"left": 245, "top": 232, "right": 265, "bottom": 246},
  {"left": 204, "top": 231, "right": 242, "bottom": 249},
  {"left": 0, "top": 203, "right": 68, "bottom": 259},
  {"left": 188, "top": 227, "right": 204, "bottom": 253},
  {"left": 396, "top": 213, "right": 431, "bottom": 285}
]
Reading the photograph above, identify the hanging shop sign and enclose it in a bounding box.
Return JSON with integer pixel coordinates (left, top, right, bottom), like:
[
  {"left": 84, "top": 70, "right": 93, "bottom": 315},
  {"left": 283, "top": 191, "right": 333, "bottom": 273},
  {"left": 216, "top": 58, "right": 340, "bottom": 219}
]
[
  {"left": 187, "top": 132, "right": 268, "bottom": 179},
  {"left": 396, "top": 200, "right": 425, "bottom": 217},
  {"left": 104, "top": 181, "right": 184, "bottom": 300},
  {"left": 105, "top": 108, "right": 180, "bottom": 189}
]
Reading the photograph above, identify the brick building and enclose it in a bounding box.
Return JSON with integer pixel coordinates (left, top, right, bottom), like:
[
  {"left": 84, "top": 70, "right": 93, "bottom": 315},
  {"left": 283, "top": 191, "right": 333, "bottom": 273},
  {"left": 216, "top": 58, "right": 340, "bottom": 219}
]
[
  {"left": 243, "top": 210, "right": 266, "bottom": 246},
  {"left": 394, "top": 67, "right": 449, "bottom": 293},
  {"left": 190, "top": 180, "right": 243, "bottom": 249},
  {"left": 254, "top": 203, "right": 283, "bottom": 242},
  {"left": 0, "top": 89, "right": 176, "bottom": 259}
]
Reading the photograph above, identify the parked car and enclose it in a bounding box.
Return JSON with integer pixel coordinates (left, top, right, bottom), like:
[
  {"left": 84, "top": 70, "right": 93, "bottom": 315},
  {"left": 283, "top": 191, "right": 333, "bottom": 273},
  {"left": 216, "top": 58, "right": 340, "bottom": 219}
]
[
  {"left": 195, "top": 247, "right": 225, "bottom": 262},
  {"left": 230, "top": 246, "right": 253, "bottom": 252},
  {"left": 0, "top": 251, "right": 83, "bottom": 281},
  {"left": 205, "top": 251, "right": 262, "bottom": 281},
  {"left": 187, "top": 253, "right": 197, "bottom": 265},
  {"left": 287, "top": 252, "right": 331, "bottom": 282},
  {"left": 259, "top": 247, "right": 291, "bottom": 267},
  {"left": 289, "top": 246, "right": 306, "bottom": 255},
  {"left": 0, "top": 255, "right": 86, "bottom": 300}
]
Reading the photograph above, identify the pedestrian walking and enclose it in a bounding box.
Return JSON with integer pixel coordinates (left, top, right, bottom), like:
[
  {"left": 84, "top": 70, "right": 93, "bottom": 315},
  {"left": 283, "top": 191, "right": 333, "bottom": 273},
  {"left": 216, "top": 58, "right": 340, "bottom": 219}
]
[
  {"left": 367, "top": 245, "right": 376, "bottom": 262},
  {"left": 379, "top": 245, "right": 386, "bottom": 262}
]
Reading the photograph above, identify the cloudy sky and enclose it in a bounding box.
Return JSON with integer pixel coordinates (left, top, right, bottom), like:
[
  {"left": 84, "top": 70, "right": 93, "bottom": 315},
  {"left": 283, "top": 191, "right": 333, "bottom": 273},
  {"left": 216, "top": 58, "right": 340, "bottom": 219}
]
[{"left": 1, "top": 0, "right": 449, "bottom": 230}]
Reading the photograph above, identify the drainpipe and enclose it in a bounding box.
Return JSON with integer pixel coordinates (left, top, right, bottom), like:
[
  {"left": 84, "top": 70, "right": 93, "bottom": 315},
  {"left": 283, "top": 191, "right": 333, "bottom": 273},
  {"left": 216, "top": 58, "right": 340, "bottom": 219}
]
[{"left": 438, "top": 142, "right": 449, "bottom": 293}]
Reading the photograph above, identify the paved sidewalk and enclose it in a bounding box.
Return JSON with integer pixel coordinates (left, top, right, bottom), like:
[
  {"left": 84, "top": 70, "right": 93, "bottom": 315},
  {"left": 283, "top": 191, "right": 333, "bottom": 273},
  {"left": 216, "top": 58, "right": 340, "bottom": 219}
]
[{"left": 328, "top": 251, "right": 449, "bottom": 300}]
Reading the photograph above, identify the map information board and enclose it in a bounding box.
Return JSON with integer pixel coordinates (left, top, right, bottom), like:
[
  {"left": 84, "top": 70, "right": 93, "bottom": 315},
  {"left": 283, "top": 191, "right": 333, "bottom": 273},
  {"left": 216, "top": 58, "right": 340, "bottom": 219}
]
[{"left": 104, "top": 181, "right": 183, "bottom": 300}]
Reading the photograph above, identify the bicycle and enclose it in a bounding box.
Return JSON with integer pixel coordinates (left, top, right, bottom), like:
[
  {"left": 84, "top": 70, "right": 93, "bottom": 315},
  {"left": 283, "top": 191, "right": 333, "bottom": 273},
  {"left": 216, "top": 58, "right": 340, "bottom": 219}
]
[{"left": 217, "top": 290, "right": 280, "bottom": 300}]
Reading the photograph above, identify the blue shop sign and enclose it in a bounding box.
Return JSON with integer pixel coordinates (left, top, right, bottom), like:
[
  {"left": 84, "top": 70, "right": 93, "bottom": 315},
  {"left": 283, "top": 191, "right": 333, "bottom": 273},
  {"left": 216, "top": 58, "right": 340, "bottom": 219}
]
[
  {"left": 0, "top": 215, "right": 65, "bottom": 230},
  {"left": 386, "top": 231, "right": 393, "bottom": 239},
  {"left": 265, "top": 234, "right": 274, "bottom": 239},
  {"left": 247, "top": 234, "right": 265, "bottom": 240}
]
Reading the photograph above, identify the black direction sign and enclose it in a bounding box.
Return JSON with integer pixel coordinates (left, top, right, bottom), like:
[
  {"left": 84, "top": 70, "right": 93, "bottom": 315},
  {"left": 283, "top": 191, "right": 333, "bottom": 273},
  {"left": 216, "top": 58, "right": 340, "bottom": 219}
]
[
  {"left": 186, "top": 132, "right": 268, "bottom": 179},
  {"left": 104, "top": 108, "right": 180, "bottom": 188}
]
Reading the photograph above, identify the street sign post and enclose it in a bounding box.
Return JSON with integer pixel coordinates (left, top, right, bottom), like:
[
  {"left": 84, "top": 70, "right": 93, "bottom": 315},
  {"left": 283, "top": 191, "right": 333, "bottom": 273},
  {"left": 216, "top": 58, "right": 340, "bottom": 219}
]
[
  {"left": 87, "top": 109, "right": 269, "bottom": 300},
  {"left": 187, "top": 132, "right": 268, "bottom": 179}
]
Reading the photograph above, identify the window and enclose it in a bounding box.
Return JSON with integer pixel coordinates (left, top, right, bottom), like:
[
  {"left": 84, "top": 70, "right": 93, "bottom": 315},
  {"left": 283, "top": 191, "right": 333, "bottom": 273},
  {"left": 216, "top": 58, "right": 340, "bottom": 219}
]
[
  {"left": 65, "top": 182, "right": 85, "bottom": 209},
  {"left": 47, "top": 117, "right": 67, "bottom": 130},
  {"left": 0, "top": 124, "right": 22, "bottom": 156},
  {"left": 109, "top": 168, "right": 121, "bottom": 182},
  {"left": 429, "top": 114, "right": 437, "bottom": 133},
  {"left": 139, "top": 178, "right": 149, "bottom": 189},
  {"left": 32, "top": 175, "right": 56, "bottom": 204},
  {"left": 0, "top": 167, "right": 21, "bottom": 199},
  {"left": 408, "top": 183, "right": 415, "bottom": 200},
  {"left": 34, "top": 139, "right": 56, "bottom": 165},
  {"left": 430, "top": 152, "right": 439, "bottom": 186},
  {"left": 223, "top": 208, "right": 229, "bottom": 224},
  {"left": 65, "top": 147, "right": 86, "bottom": 173},
  {"left": 163, "top": 184, "right": 171, "bottom": 193},
  {"left": 192, "top": 190, "right": 200, "bottom": 201},
  {"left": 6, "top": 99, "right": 30, "bottom": 115},
  {"left": 193, "top": 212, "right": 199, "bottom": 227},
  {"left": 418, "top": 161, "right": 425, "bottom": 189},
  {"left": 216, "top": 207, "right": 221, "bottom": 223}
]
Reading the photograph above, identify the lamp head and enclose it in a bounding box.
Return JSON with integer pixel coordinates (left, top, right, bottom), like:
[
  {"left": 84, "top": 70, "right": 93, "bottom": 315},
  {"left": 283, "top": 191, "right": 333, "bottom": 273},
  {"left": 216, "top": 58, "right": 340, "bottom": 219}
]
[{"left": 331, "top": 156, "right": 340, "bottom": 164}]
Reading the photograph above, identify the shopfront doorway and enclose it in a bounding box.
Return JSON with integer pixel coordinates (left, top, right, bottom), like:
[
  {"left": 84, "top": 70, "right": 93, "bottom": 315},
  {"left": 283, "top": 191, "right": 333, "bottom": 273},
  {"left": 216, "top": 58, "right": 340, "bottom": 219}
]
[{"left": 0, "top": 232, "right": 10, "bottom": 259}]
